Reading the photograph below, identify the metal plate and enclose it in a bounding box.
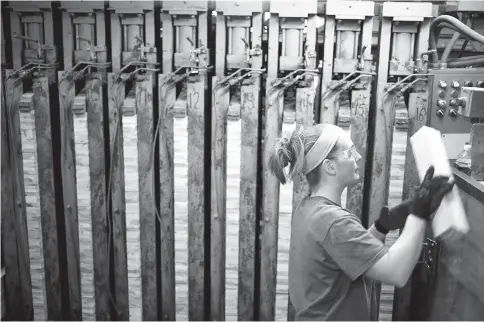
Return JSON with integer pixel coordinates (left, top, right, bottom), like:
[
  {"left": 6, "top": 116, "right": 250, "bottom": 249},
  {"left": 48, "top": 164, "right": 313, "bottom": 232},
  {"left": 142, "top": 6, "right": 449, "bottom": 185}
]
[
  {"left": 382, "top": 2, "right": 433, "bottom": 21},
  {"left": 326, "top": 0, "right": 374, "bottom": 19},
  {"left": 269, "top": 0, "right": 317, "bottom": 17},
  {"left": 216, "top": 1, "right": 263, "bottom": 16}
]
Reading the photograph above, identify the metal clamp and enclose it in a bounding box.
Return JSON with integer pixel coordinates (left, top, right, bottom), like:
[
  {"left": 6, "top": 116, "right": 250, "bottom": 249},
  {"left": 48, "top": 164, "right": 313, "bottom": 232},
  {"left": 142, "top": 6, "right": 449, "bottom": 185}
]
[
  {"left": 13, "top": 33, "right": 55, "bottom": 62},
  {"left": 60, "top": 61, "right": 112, "bottom": 84},
  {"left": 418, "top": 237, "right": 439, "bottom": 269}
]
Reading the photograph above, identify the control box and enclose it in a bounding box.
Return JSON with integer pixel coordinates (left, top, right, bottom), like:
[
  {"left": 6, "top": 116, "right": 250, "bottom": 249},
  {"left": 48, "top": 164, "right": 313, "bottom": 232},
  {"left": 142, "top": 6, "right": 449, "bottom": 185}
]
[{"left": 427, "top": 68, "right": 484, "bottom": 159}]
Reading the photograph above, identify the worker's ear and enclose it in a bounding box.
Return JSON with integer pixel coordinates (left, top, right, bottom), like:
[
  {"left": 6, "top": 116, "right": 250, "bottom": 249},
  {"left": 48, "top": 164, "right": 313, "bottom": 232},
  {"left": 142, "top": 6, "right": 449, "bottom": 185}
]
[{"left": 322, "top": 159, "right": 337, "bottom": 175}]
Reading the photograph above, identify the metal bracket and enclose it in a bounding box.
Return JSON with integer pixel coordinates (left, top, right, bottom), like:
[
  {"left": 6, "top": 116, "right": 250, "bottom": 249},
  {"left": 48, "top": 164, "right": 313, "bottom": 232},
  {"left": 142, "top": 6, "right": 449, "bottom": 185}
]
[
  {"left": 12, "top": 32, "right": 56, "bottom": 63},
  {"left": 418, "top": 237, "right": 439, "bottom": 270}
]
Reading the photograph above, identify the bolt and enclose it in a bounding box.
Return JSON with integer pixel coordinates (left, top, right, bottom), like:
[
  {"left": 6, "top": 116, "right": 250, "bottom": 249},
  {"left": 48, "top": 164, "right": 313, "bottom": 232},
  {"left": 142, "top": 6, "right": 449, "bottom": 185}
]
[
  {"left": 88, "top": 12, "right": 92, "bottom": 16},
  {"left": 265, "top": 217, "right": 269, "bottom": 222},
  {"left": 17, "top": 201, "right": 22, "bottom": 207}
]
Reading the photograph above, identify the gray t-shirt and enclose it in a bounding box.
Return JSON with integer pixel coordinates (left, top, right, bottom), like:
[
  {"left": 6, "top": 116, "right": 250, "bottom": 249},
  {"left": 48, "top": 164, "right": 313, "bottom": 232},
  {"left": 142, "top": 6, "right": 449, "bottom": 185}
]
[{"left": 289, "top": 196, "right": 389, "bottom": 321}]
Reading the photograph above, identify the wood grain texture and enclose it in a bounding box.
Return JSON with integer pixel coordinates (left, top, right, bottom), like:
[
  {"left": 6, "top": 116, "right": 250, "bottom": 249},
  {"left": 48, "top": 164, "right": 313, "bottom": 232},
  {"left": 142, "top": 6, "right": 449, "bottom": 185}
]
[
  {"left": 108, "top": 74, "right": 130, "bottom": 320},
  {"left": 258, "top": 12, "right": 281, "bottom": 321},
  {"left": 136, "top": 74, "right": 158, "bottom": 320},
  {"left": 367, "top": 17, "right": 393, "bottom": 227},
  {"left": 33, "top": 76, "right": 62, "bottom": 320},
  {"left": 260, "top": 84, "right": 283, "bottom": 321},
  {"left": 158, "top": 75, "right": 176, "bottom": 321},
  {"left": 211, "top": 77, "right": 229, "bottom": 320},
  {"left": 187, "top": 77, "right": 206, "bottom": 321},
  {"left": 392, "top": 92, "right": 429, "bottom": 321},
  {"left": 346, "top": 90, "right": 371, "bottom": 219},
  {"left": 237, "top": 81, "right": 260, "bottom": 321},
  {"left": 19, "top": 93, "right": 49, "bottom": 321},
  {"left": 86, "top": 77, "right": 110, "bottom": 320},
  {"left": 1, "top": 72, "right": 25, "bottom": 321},
  {"left": 470, "top": 124, "right": 484, "bottom": 180},
  {"left": 58, "top": 71, "right": 82, "bottom": 320},
  {"left": 73, "top": 99, "right": 96, "bottom": 321}
]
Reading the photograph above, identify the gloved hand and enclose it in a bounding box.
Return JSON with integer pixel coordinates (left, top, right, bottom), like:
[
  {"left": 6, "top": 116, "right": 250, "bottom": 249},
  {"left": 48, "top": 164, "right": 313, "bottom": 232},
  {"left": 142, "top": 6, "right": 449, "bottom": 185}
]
[
  {"left": 374, "top": 200, "right": 412, "bottom": 234},
  {"left": 410, "top": 165, "right": 455, "bottom": 220},
  {"left": 374, "top": 166, "right": 455, "bottom": 234}
]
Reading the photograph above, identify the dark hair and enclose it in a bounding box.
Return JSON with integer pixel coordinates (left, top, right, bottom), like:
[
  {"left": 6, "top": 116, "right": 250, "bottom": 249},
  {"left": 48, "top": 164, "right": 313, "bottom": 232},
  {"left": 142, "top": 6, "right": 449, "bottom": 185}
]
[{"left": 269, "top": 124, "right": 344, "bottom": 185}]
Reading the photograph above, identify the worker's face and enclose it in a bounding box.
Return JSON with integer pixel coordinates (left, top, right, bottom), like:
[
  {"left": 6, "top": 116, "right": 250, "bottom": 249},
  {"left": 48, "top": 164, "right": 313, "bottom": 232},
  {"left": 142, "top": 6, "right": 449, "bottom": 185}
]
[{"left": 332, "top": 135, "right": 362, "bottom": 187}]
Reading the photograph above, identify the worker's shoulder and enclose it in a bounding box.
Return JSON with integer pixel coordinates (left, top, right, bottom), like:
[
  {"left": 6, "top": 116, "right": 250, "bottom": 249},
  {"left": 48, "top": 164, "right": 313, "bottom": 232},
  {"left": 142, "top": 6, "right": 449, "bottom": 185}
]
[{"left": 303, "top": 196, "right": 356, "bottom": 226}]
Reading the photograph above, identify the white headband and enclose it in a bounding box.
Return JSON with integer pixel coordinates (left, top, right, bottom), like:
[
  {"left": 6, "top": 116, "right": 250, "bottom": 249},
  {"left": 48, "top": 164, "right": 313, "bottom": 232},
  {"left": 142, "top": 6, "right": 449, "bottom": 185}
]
[{"left": 302, "top": 124, "right": 344, "bottom": 175}]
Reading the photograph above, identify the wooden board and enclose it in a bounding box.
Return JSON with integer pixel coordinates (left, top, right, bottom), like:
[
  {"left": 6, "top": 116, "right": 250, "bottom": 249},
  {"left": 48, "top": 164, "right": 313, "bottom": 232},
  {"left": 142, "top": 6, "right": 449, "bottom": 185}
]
[
  {"left": 367, "top": 17, "right": 393, "bottom": 226},
  {"left": 58, "top": 71, "right": 82, "bottom": 320},
  {"left": 33, "top": 76, "right": 62, "bottom": 320},
  {"left": 108, "top": 74, "right": 130, "bottom": 319},
  {"left": 187, "top": 77, "right": 206, "bottom": 320},
  {"left": 158, "top": 74, "right": 176, "bottom": 321},
  {"left": 136, "top": 74, "right": 158, "bottom": 320},
  {"left": 86, "top": 76, "right": 110, "bottom": 320},
  {"left": 346, "top": 89, "right": 371, "bottom": 219},
  {"left": 392, "top": 91, "right": 429, "bottom": 321},
  {"left": 238, "top": 81, "right": 260, "bottom": 321},
  {"left": 210, "top": 77, "right": 229, "bottom": 320},
  {"left": 1, "top": 71, "right": 31, "bottom": 321},
  {"left": 409, "top": 126, "right": 470, "bottom": 238},
  {"left": 470, "top": 124, "right": 484, "bottom": 180},
  {"left": 259, "top": 12, "right": 281, "bottom": 321}
]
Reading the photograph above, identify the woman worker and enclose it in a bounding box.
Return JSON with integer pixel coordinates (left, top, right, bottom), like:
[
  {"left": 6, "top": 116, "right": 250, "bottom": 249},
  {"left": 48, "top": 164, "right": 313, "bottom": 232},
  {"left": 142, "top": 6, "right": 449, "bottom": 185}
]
[{"left": 269, "top": 123, "right": 454, "bottom": 321}]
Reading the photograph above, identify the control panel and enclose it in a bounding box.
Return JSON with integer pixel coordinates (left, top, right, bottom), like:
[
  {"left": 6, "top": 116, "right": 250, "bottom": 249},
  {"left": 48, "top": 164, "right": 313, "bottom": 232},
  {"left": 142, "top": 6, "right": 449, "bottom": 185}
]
[{"left": 428, "top": 68, "right": 484, "bottom": 158}]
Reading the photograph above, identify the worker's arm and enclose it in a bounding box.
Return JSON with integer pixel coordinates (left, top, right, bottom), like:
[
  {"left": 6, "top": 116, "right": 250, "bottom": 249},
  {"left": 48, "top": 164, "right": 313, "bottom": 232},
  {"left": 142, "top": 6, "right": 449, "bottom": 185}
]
[{"left": 364, "top": 214, "right": 426, "bottom": 287}]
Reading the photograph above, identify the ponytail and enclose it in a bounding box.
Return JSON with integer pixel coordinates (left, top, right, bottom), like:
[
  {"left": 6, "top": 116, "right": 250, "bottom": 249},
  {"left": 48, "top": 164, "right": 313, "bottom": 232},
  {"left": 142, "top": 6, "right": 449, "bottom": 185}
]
[{"left": 269, "top": 125, "right": 305, "bottom": 184}]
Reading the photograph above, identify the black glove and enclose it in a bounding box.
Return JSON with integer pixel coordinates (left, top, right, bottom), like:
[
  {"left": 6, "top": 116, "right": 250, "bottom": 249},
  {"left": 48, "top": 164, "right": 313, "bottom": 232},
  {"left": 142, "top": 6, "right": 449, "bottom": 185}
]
[
  {"left": 410, "top": 165, "right": 455, "bottom": 220},
  {"left": 374, "top": 200, "right": 412, "bottom": 234},
  {"left": 374, "top": 166, "right": 455, "bottom": 234}
]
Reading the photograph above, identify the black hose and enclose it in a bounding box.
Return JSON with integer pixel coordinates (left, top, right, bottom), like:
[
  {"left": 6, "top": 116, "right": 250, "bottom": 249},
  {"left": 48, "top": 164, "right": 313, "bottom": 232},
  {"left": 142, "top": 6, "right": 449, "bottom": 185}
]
[
  {"left": 447, "top": 56, "right": 484, "bottom": 68},
  {"left": 429, "top": 15, "right": 484, "bottom": 64},
  {"left": 441, "top": 16, "right": 470, "bottom": 64},
  {"left": 447, "top": 54, "right": 484, "bottom": 63}
]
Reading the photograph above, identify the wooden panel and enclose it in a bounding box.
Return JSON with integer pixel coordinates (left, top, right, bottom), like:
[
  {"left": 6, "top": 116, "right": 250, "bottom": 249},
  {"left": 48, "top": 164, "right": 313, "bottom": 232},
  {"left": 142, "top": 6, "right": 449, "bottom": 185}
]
[
  {"left": 108, "top": 74, "right": 130, "bottom": 320},
  {"left": 58, "top": 71, "right": 82, "bottom": 320},
  {"left": 1, "top": 71, "right": 32, "bottom": 321},
  {"left": 136, "top": 74, "right": 158, "bottom": 320},
  {"left": 9, "top": 73, "right": 35, "bottom": 320},
  {"left": 471, "top": 124, "right": 484, "bottom": 180},
  {"left": 187, "top": 77, "right": 206, "bottom": 320},
  {"left": 259, "top": 12, "right": 281, "bottom": 322},
  {"left": 72, "top": 89, "right": 95, "bottom": 321},
  {"left": 86, "top": 76, "right": 110, "bottom": 320},
  {"left": 32, "top": 76, "right": 62, "bottom": 319},
  {"left": 238, "top": 81, "right": 260, "bottom": 321},
  {"left": 158, "top": 74, "right": 176, "bottom": 320},
  {"left": 367, "top": 17, "right": 392, "bottom": 226},
  {"left": 392, "top": 91, "right": 429, "bottom": 321},
  {"left": 346, "top": 90, "right": 371, "bottom": 219},
  {"left": 20, "top": 92, "right": 47, "bottom": 321},
  {"left": 210, "top": 77, "right": 229, "bottom": 320},
  {"left": 426, "top": 187, "right": 484, "bottom": 320}
]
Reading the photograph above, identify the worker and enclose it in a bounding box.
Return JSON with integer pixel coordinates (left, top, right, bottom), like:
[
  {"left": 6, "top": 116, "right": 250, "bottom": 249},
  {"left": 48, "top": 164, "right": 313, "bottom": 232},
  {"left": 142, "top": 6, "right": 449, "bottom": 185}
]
[{"left": 269, "top": 123, "right": 454, "bottom": 321}]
